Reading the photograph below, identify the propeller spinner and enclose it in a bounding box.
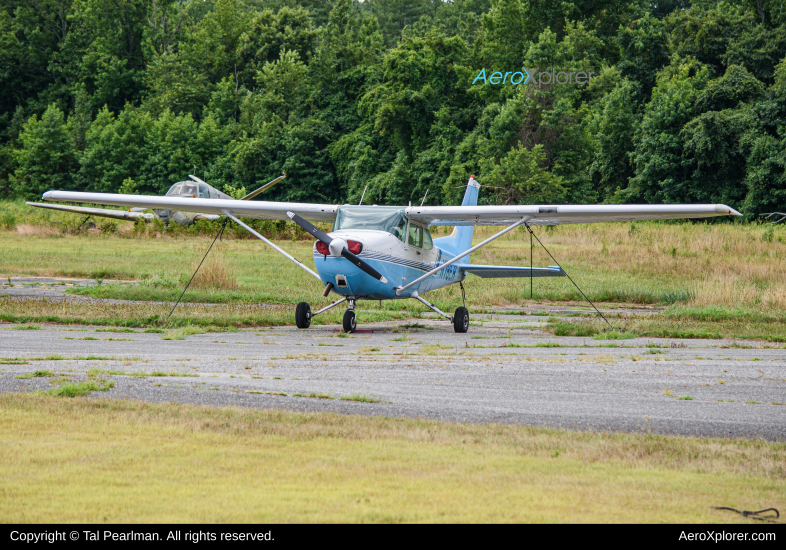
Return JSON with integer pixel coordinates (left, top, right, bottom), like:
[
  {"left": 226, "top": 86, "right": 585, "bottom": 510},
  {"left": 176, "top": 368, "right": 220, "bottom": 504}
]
[{"left": 287, "top": 211, "right": 388, "bottom": 284}]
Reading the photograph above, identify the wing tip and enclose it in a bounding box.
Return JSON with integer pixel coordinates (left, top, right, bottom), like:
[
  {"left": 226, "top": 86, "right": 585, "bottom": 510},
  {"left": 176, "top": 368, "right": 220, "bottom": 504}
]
[{"left": 716, "top": 204, "right": 743, "bottom": 216}]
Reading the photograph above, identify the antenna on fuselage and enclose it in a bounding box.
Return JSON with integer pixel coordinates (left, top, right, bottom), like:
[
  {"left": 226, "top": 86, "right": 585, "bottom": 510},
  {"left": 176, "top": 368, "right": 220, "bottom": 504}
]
[
  {"left": 358, "top": 185, "right": 368, "bottom": 206},
  {"left": 420, "top": 188, "right": 429, "bottom": 206}
]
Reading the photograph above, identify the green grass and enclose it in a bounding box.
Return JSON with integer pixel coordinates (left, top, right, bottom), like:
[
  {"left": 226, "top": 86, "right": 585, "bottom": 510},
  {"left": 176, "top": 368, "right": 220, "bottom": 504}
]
[
  {"left": 340, "top": 393, "right": 387, "bottom": 403},
  {"left": 161, "top": 326, "right": 208, "bottom": 340},
  {"left": 0, "top": 395, "right": 784, "bottom": 522},
  {"left": 292, "top": 392, "right": 336, "bottom": 400},
  {"left": 8, "top": 325, "right": 41, "bottom": 330},
  {"left": 42, "top": 380, "right": 115, "bottom": 397},
  {"left": 546, "top": 308, "right": 786, "bottom": 342},
  {"left": 15, "top": 370, "right": 55, "bottom": 379}
]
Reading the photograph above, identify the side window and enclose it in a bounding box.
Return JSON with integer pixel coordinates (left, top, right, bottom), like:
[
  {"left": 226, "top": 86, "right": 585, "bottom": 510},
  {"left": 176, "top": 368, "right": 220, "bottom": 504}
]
[
  {"left": 422, "top": 228, "right": 433, "bottom": 250},
  {"left": 408, "top": 224, "right": 423, "bottom": 248},
  {"left": 198, "top": 184, "right": 210, "bottom": 198}
]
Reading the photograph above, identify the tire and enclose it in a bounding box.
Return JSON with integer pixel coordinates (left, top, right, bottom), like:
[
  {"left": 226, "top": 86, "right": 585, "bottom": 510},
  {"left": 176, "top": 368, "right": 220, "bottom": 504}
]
[
  {"left": 453, "top": 306, "right": 469, "bottom": 333},
  {"left": 295, "top": 302, "right": 311, "bottom": 329},
  {"left": 342, "top": 309, "right": 357, "bottom": 333}
]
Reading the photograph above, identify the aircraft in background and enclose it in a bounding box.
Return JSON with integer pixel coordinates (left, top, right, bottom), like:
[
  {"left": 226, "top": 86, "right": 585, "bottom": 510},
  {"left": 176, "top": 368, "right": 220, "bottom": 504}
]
[
  {"left": 38, "top": 176, "right": 741, "bottom": 333},
  {"left": 27, "top": 175, "right": 286, "bottom": 226}
]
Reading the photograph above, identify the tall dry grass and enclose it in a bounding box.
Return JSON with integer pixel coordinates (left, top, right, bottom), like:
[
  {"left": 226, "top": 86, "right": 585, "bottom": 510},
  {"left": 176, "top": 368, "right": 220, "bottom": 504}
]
[
  {"left": 472, "top": 222, "right": 786, "bottom": 309},
  {"left": 190, "top": 251, "right": 238, "bottom": 290}
]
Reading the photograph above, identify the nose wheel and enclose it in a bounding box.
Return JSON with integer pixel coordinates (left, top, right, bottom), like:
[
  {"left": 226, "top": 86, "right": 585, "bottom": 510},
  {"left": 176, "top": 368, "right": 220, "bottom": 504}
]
[{"left": 343, "top": 309, "right": 357, "bottom": 333}]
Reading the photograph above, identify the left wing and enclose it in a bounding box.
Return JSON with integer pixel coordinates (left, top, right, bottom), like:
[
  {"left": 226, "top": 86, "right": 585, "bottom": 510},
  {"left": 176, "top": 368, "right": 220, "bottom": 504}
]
[
  {"left": 41, "top": 191, "right": 338, "bottom": 222},
  {"left": 27, "top": 202, "right": 155, "bottom": 221},
  {"left": 408, "top": 204, "right": 742, "bottom": 226}
]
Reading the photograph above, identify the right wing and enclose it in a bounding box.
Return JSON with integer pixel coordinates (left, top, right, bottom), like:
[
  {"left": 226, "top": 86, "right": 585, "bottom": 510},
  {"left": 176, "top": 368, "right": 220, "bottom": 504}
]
[
  {"left": 41, "top": 191, "right": 339, "bottom": 222},
  {"left": 27, "top": 202, "right": 155, "bottom": 221}
]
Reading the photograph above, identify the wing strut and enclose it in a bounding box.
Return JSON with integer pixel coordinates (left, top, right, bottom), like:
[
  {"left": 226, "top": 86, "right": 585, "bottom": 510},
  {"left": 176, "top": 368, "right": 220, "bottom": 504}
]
[
  {"left": 222, "top": 211, "right": 323, "bottom": 284},
  {"left": 395, "top": 216, "right": 531, "bottom": 296}
]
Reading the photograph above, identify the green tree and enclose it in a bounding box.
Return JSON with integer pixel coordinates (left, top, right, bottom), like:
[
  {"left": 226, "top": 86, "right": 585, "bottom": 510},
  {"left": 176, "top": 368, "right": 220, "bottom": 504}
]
[
  {"left": 586, "top": 78, "right": 640, "bottom": 200},
  {"left": 480, "top": 144, "right": 565, "bottom": 204},
  {"left": 13, "top": 104, "right": 78, "bottom": 198},
  {"left": 627, "top": 58, "right": 711, "bottom": 203}
]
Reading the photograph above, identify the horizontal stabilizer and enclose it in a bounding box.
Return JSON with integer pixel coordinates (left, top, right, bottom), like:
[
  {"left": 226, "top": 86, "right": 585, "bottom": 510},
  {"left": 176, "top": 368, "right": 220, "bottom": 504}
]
[
  {"left": 26, "top": 202, "right": 155, "bottom": 221},
  {"left": 459, "top": 264, "right": 566, "bottom": 278}
]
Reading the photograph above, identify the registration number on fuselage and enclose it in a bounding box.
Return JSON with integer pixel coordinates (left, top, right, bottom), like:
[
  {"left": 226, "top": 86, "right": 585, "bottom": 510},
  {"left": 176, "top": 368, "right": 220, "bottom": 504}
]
[{"left": 435, "top": 263, "right": 460, "bottom": 280}]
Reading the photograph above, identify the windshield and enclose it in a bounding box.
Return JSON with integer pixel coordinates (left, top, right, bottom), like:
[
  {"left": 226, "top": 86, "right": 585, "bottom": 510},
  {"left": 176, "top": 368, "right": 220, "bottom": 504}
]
[
  {"left": 166, "top": 182, "right": 209, "bottom": 198},
  {"left": 334, "top": 206, "right": 407, "bottom": 241}
]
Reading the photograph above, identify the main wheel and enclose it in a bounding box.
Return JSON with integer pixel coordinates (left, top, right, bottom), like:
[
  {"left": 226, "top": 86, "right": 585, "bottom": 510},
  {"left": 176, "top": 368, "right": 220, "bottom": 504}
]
[
  {"left": 342, "top": 309, "right": 357, "bottom": 333},
  {"left": 453, "top": 306, "right": 469, "bottom": 333},
  {"left": 295, "top": 302, "right": 311, "bottom": 329}
]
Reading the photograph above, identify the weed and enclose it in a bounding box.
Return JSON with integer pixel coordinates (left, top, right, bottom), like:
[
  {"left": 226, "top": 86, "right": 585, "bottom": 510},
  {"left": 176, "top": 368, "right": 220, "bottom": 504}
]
[
  {"left": 162, "top": 326, "right": 207, "bottom": 340},
  {"left": 677, "top": 396, "right": 694, "bottom": 401},
  {"left": 9, "top": 325, "right": 41, "bottom": 330},
  {"left": 340, "top": 393, "right": 386, "bottom": 403},
  {"left": 293, "top": 392, "right": 336, "bottom": 399},
  {"left": 15, "top": 370, "right": 56, "bottom": 379},
  {"left": 43, "top": 380, "right": 115, "bottom": 397}
]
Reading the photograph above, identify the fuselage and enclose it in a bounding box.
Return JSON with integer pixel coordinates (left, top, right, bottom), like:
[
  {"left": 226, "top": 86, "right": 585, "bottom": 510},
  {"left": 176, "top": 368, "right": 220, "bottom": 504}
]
[
  {"left": 311, "top": 205, "right": 468, "bottom": 300},
  {"left": 154, "top": 180, "right": 230, "bottom": 225}
]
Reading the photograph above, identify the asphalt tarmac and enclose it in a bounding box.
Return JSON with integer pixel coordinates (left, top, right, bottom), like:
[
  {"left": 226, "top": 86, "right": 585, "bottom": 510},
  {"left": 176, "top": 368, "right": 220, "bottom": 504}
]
[{"left": 2, "top": 309, "right": 785, "bottom": 440}]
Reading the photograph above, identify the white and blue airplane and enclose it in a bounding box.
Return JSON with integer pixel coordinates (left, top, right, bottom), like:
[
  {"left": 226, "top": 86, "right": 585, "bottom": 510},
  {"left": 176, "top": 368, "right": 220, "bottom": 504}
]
[{"left": 39, "top": 176, "right": 741, "bottom": 333}]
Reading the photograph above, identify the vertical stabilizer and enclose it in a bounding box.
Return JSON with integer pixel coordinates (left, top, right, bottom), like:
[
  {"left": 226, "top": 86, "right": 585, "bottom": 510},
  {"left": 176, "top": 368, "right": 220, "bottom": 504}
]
[{"left": 432, "top": 176, "right": 479, "bottom": 258}]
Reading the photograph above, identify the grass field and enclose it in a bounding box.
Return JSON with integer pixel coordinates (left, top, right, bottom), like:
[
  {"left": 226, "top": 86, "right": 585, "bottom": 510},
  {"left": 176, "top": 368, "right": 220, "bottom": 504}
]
[
  {"left": 2, "top": 218, "right": 785, "bottom": 339},
  {"left": 1, "top": 394, "right": 784, "bottom": 523}
]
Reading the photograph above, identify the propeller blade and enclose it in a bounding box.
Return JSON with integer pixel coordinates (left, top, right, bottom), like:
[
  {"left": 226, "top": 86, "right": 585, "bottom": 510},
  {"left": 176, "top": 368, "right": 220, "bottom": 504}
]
[
  {"left": 287, "top": 211, "right": 332, "bottom": 244},
  {"left": 340, "top": 248, "right": 388, "bottom": 284},
  {"left": 287, "top": 212, "right": 388, "bottom": 284}
]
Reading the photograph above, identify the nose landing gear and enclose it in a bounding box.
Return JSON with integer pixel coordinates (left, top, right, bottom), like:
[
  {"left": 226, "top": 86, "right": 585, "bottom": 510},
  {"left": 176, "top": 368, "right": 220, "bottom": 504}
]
[
  {"left": 342, "top": 298, "right": 357, "bottom": 333},
  {"left": 342, "top": 309, "right": 357, "bottom": 333}
]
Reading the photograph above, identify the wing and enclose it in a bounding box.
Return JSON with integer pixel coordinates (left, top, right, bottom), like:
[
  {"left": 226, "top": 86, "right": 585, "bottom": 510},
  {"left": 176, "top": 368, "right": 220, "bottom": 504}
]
[
  {"left": 41, "top": 191, "right": 338, "bottom": 222},
  {"left": 459, "top": 264, "right": 566, "bottom": 278},
  {"left": 407, "top": 204, "right": 742, "bottom": 226},
  {"left": 27, "top": 202, "right": 155, "bottom": 221}
]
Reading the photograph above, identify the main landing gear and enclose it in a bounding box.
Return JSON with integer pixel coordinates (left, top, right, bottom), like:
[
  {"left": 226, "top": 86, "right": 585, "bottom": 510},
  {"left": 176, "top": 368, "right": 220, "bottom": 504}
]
[{"left": 295, "top": 295, "right": 469, "bottom": 334}]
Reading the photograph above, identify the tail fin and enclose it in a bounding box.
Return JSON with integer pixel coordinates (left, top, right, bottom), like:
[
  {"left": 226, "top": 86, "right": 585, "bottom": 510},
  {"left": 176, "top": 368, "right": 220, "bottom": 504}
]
[{"left": 432, "top": 176, "right": 479, "bottom": 258}]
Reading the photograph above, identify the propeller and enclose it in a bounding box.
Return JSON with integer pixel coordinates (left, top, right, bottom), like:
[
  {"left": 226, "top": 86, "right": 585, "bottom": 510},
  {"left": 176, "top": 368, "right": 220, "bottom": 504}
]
[{"left": 287, "top": 211, "right": 388, "bottom": 284}]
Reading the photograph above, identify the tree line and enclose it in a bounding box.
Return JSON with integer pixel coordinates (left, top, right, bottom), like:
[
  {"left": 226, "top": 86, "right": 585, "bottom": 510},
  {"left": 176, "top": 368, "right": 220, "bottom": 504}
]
[{"left": 1, "top": 0, "right": 784, "bottom": 217}]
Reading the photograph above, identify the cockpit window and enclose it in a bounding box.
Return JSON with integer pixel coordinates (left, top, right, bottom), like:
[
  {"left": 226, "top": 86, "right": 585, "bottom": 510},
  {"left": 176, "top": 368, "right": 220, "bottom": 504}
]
[
  {"left": 166, "top": 182, "right": 209, "bottom": 198},
  {"left": 333, "top": 206, "right": 407, "bottom": 241}
]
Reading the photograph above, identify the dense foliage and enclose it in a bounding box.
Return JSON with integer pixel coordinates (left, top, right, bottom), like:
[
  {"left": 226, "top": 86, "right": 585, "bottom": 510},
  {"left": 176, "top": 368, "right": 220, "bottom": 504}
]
[{"left": 1, "top": 0, "right": 784, "bottom": 216}]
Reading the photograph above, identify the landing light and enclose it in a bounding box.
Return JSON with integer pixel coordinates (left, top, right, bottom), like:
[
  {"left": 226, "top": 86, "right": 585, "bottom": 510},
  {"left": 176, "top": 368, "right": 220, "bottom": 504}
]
[{"left": 316, "top": 240, "right": 363, "bottom": 255}]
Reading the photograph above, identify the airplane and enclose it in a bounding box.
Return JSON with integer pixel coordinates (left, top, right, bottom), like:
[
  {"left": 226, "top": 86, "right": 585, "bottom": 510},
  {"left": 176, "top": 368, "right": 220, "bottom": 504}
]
[
  {"left": 26, "top": 175, "right": 286, "bottom": 226},
  {"left": 38, "top": 176, "right": 742, "bottom": 333}
]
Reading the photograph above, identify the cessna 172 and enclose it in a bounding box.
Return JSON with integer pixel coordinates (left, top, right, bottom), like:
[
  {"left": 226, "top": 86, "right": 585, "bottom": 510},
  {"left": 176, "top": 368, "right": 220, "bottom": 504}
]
[
  {"left": 27, "top": 175, "right": 286, "bottom": 226},
  {"left": 39, "top": 176, "right": 741, "bottom": 333}
]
